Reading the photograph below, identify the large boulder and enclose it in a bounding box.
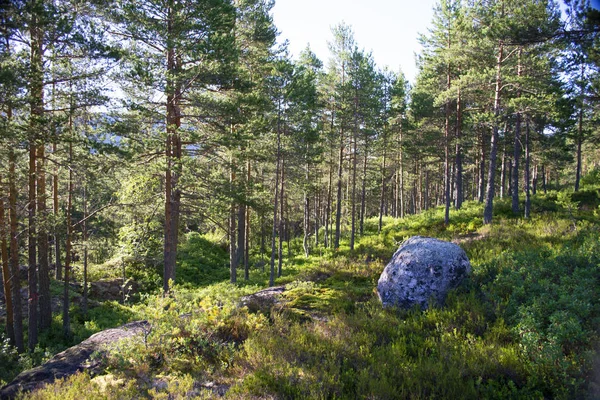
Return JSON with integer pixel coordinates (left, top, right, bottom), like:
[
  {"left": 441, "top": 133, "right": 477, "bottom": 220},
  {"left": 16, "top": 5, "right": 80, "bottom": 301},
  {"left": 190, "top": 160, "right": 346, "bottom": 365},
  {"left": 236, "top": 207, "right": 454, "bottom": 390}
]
[
  {"left": 0, "top": 321, "right": 150, "bottom": 399},
  {"left": 377, "top": 236, "right": 471, "bottom": 309}
]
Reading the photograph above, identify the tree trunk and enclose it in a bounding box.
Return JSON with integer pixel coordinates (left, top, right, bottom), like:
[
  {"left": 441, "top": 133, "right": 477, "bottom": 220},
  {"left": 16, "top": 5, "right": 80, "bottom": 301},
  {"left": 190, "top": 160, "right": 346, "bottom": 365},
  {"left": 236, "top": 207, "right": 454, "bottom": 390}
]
[
  {"left": 9, "top": 148, "right": 24, "bottom": 352},
  {"left": 444, "top": 94, "right": 451, "bottom": 224},
  {"left": 28, "top": 141, "right": 38, "bottom": 351},
  {"left": 269, "top": 101, "right": 282, "bottom": 287},
  {"left": 314, "top": 179, "right": 320, "bottom": 247},
  {"left": 324, "top": 152, "right": 332, "bottom": 248},
  {"left": 28, "top": 11, "right": 44, "bottom": 349},
  {"left": 575, "top": 108, "right": 583, "bottom": 192},
  {"left": 500, "top": 140, "right": 507, "bottom": 199},
  {"left": 444, "top": 52, "right": 451, "bottom": 225},
  {"left": 507, "top": 162, "right": 513, "bottom": 196},
  {"left": 163, "top": 11, "right": 182, "bottom": 293},
  {"left": 399, "top": 127, "right": 404, "bottom": 218},
  {"left": 378, "top": 135, "right": 387, "bottom": 233},
  {"left": 303, "top": 161, "right": 310, "bottom": 257},
  {"left": 483, "top": 41, "right": 504, "bottom": 225},
  {"left": 512, "top": 48, "right": 523, "bottom": 214},
  {"left": 418, "top": 161, "right": 423, "bottom": 212},
  {"left": 82, "top": 186, "right": 88, "bottom": 316},
  {"left": 53, "top": 142, "right": 62, "bottom": 280},
  {"left": 244, "top": 160, "right": 251, "bottom": 280},
  {"left": 532, "top": 164, "right": 538, "bottom": 195},
  {"left": 63, "top": 140, "right": 73, "bottom": 339},
  {"left": 350, "top": 96, "right": 358, "bottom": 250},
  {"left": 277, "top": 158, "right": 285, "bottom": 278},
  {"left": 37, "top": 143, "right": 51, "bottom": 331},
  {"left": 455, "top": 84, "right": 463, "bottom": 210},
  {"left": 360, "top": 139, "right": 367, "bottom": 236},
  {"left": 0, "top": 175, "right": 14, "bottom": 345},
  {"left": 524, "top": 118, "right": 531, "bottom": 219},
  {"left": 424, "top": 169, "right": 430, "bottom": 210},
  {"left": 511, "top": 114, "right": 522, "bottom": 214},
  {"left": 334, "top": 128, "right": 344, "bottom": 249},
  {"left": 229, "top": 163, "right": 237, "bottom": 284},
  {"left": 236, "top": 201, "right": 245, "bottom": 280},
  {"left": 575, "top": 63, "right": 584, "bottom": 192},
  {"left": 542, "top": 165, "right": 547, "bottom": 193},
  {"left": 478, "top": 131, "right": 486, "bottom": 203}
]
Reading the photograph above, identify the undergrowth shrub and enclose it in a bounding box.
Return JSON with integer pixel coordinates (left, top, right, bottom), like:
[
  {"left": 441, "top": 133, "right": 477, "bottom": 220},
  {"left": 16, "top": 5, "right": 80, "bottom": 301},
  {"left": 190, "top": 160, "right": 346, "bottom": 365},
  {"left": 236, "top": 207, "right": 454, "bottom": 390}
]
[
  {"left": 99, "top": 284, "right": 263, "bottom": 386},
  {"left": 477, "top": 228, "right": 600, "bottom": 398}
]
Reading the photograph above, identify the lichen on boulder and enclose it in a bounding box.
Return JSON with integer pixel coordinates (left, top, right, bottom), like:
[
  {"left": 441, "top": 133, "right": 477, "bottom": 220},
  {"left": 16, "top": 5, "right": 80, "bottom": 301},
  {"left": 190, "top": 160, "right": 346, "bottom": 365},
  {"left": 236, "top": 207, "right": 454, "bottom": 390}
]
[{"left": 377, "top": 236, "right": 471, "bottom": 309}]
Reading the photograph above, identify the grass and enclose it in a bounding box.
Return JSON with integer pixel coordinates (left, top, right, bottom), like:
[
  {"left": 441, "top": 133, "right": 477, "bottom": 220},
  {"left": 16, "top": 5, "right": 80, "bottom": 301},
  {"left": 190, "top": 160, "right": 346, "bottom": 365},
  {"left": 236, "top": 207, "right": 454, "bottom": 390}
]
[{"left": 7, "top": 191, "right": 600, "bottom": 399}]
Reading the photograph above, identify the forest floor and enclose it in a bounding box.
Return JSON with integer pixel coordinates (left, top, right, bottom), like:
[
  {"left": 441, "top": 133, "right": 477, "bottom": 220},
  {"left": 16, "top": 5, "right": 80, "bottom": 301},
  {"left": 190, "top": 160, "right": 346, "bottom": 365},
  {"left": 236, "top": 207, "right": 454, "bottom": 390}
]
[{"left": 2, "top": 190, "right": 600, "bottom": 399}]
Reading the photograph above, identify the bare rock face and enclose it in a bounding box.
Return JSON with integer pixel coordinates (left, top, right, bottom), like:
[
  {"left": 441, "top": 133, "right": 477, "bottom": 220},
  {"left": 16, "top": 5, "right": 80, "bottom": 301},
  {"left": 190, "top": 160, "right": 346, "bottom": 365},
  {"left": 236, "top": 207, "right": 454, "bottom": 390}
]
[{"left": 377, "top": 236, "right": 471, "bottom": 309}]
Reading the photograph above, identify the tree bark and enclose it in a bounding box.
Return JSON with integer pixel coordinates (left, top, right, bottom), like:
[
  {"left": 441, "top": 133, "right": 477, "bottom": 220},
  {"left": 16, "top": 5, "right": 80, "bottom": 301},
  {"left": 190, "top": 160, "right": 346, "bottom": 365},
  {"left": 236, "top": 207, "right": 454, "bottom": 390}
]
[
  {"left": 483, "top": 41, "right": 504, "bottom": 225},
  {"left": 575, "top": 63, "right": 584, "bottom": 192},
  {"left": 269, "top": 100, "right": 282, "bottom": 287},
  {"left": 37, "top": 143, "right": 51, "bottom": 331},
  {"left": 511, "top": 48, "right": 523, "bottom": 214},
  {"left": 236, "top": 201, "right": 245, "bottom": 281},
  {"left": 532, "top": 164, "right": 538, "bottom": 195},
  {"left": 500, "top": 140, "right": 507, "bottom": 199},
  {"left": 524, "top": 118, "right": 531, "bottom": 219},
  {"left": 28, "top": 8, "right": 44, "bottom": 349},
  {"left": 334, "top": 127, "right": 344, "bottom": 250},
  {"left": 235, "top": 160, "right": 245, "bottom": 282},
  {"left": 82, "top": 186, "right": 88, "bottom": 316},
  {"left": 229, "top": 164, "right": 237, "bottom": 284},
  {"left": 444, "top": 69, "right": 451, "bottom": 225},
  {"left": 163, "top": 15, "right": 182, "bottom": 293},
  {"left": 9, "top": 148, "right": 24, "bottom": 352},
  {"left": 324, "top": 149, "right": 332, "bottom": 248},
  {"left": 0, "top": 175, "right": 15, "bottom": 345},
  {"left": 378, "top": 133, "right": 387, "bottom": 233},
  {"left": 399, "top": 126, "right": 404, "bottom": 218},
  {"left": 454, "top": 83, "right": 463, "bottom": 210},
  {"left": 443, "top": 39, "right": 452, "bottom": 224},
  {"left": 244, "top": 160, "right": 251, "bottom": 280},
  {"left": 28, "top": 141, "right": 38, "bottom": 351},
  {"left": 350, "top": 95, "right": 358, "bottom": 250},
  {"left": 303, "top": 160, "right": 310, "bottom": 257},
  {"left": 53, "top": 142, "right": 62, "bottom": 280},
  {"left": 359, "top": 137, "right": 367, "bottom": 235},
  {"left": 478, "top": 130, "right": 486, "bottom": 203},
  {"left": 542, "top": 165, "right": 547, "bottom": 193},
  {"left": 63, "top": 139, "right": 73, "bottom": 339},
  {"left": 575, "top": 108, "right": 583, "bottom": 192},
  {"left": 277, "top": 158, "right": 285, "bottom": 278}
]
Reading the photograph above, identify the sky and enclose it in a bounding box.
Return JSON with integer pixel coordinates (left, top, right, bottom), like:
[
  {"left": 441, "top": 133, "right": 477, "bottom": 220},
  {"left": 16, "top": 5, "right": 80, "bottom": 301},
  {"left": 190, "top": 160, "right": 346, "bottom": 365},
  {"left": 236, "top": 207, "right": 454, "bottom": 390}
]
[{"left": 270, "top": 0, "right": 438, "bottom": 84}]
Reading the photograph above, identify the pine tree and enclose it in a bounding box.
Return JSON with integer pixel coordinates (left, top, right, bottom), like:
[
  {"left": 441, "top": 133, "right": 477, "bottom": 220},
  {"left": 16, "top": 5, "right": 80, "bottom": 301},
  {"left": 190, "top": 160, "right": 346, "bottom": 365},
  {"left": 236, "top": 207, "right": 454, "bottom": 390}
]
[{"left": 110, "top": 0, "right": 236, "bottom": 293}]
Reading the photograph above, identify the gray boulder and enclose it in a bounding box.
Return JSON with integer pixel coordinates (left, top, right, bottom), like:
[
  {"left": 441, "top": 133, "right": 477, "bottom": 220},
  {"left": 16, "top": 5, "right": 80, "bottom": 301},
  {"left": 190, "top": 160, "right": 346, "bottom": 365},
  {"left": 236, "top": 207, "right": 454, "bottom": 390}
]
[
  {"left": 0, "top": 321, "right": 150, "bottom": 399},
  {"left": 377, "top": 236, "right": 471, "bottom": 309}
]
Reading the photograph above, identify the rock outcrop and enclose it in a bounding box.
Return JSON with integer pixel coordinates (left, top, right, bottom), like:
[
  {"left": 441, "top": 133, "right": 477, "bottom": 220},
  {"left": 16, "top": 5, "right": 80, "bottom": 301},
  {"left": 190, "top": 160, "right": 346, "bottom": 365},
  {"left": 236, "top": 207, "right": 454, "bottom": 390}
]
[
  {"left": 0, "top": 321, "right": 149, "bottom": 399},
  {"left": 240, "top": 286, "right": 286, "bottom": 313},
  {"left": 377, "top": 236, "right": 471, "bottom": 309}
]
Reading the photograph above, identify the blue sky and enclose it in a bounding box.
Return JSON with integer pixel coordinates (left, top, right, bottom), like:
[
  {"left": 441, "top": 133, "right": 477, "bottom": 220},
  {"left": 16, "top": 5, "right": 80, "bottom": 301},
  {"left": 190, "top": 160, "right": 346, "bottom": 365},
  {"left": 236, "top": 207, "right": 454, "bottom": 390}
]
[{"left": 271, "top": 0, "right": 437, "bottom": 84}]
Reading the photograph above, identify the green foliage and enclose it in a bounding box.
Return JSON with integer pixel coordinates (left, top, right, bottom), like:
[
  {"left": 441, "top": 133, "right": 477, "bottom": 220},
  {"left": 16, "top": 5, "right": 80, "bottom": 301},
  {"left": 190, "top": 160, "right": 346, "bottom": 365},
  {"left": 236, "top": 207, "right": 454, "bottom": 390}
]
[
  {"left": 13, "top": 190, "right": 600, "bottom": 400},
  {"left": 176, "top": 232, "right": 230, "bottom": 287},
  {"left": 0, "top": 334, "right": 20, "bottom": 387},
  {"left": 581, "top": 168, "right": 600, "bottom": 189},
  {"left": 20, "top": 371, "right": 138, "bottom": 400},
  {"left": 478, "top": 230, "right": 600, "bottom": 398}
]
